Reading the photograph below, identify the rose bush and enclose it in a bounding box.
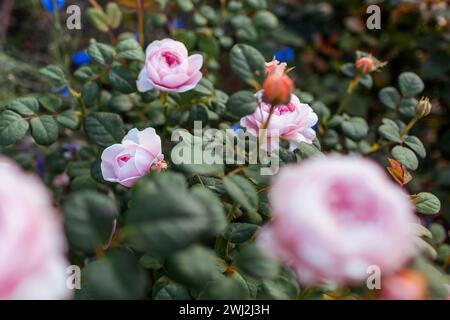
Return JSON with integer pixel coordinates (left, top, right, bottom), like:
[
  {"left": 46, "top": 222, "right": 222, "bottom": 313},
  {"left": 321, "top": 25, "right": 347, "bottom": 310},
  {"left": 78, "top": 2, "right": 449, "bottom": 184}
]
[{"left": 0, "top": 0, "right": 448, "bottom": 300}]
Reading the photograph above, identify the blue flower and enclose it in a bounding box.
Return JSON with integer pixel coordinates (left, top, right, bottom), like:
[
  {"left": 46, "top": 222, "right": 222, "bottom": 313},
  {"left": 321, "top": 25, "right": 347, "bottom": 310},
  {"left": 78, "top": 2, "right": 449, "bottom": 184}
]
[
  {"left": 71, "top": 50, "right": 92, "bottom": 67},
  {"left": 231, "top": 123, "right": 241, "bottom": 133},
  {"left": 168, "top": 17, "right": 185, "bottom": 29},
  {"left": 60, "top": 87, "right": 70, "bottom": 97},
  {"left": 40, "top": 0, "right": 65, "bottom": 12},
  {"left": 311, "top": 124, "right": 318, "bottom": 131},
  {"left": 274, "top": 47, "right": 294, "bottom": 63}
]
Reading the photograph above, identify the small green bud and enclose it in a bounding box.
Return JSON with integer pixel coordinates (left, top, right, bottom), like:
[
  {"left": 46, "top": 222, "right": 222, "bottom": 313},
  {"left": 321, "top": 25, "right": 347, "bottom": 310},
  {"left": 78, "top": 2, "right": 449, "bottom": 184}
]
[{"left": 416, "top": 97, "right": 432, "bottom": 118}]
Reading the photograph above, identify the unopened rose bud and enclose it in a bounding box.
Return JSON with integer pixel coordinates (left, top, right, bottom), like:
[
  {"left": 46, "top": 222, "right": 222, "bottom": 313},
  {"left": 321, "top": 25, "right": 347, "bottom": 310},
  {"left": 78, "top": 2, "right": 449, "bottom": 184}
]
[
  {"left": 380, "top": 270, "right": 427, "bottom": 300},
  {"left": 262, "top": 73, "right": 293, "bottom": 105},
  {"left": 355, "top": 56, "right": 374, "bottom": 74},
  {"left": 416, "top": 97, "right": 432, "bottom": 118},
  {"left": 152, "top": 160, "right": 168, "bottom": 172}
]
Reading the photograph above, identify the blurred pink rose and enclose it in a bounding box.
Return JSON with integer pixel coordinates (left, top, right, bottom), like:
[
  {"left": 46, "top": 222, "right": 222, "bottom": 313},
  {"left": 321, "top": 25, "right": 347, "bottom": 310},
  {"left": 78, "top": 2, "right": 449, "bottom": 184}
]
[
  {"left": 0, "top": 157, "right": 69, "bottom": 299},
  {"left": 240, "top": 91, "right": 318, "bottom": 151},
  {"left": 101, "top": 127, "right": 165, "bottom": 188},
  {"left": 137, "top": 38, "right": 203, "bottom": 93},
  {"left": 380, "top": 270, "right": 427, "bottom": 300},
  {"left": 258, "top": 156, "right": 416, "bottom": 285}
]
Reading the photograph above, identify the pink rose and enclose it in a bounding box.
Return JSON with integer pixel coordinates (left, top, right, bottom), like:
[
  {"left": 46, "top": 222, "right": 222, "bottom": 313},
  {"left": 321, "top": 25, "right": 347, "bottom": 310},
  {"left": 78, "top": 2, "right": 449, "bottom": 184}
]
[
  {"left": 101, "top": 127, "right": 165, "bottom": 188},
  {"left": 0, "top": 157, "right": 69, "bottom": 299},
  {"left": 258, "top": 156, "right": 416, "bottom": 285},
  {"left": 137, "top": 38, "right": 203, "bottom": 93},
  {"left": 240, "top": 91, "right": 318, "bottom": 151}
]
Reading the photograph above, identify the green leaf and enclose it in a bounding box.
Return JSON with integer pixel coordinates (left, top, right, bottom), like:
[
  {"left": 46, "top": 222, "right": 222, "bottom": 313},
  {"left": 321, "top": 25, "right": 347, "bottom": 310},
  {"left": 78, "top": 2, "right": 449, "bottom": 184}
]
[
  {"left": 30, "top": 115, "right": 59, "bottom": 145},
  {"left": 193, "top": 78, "right": 214, "bottom": 96},
  {"left": 166, "top": 245, "right": 220, "bottom": 288},
  {"left": 398, "top": 72, "right": 424, "bottom": 97},
  {"left": 223, "top": 175, "right": 258, "bottom": 212},
  {"left": 116, "top": 38, "right": 145, "bottom": 61},
  {"left": 360, "top": 74, "right": 373, "bottom": 89},
  {"left": 415, "top": 192, "right": 441, "bottom": 215},
  {"left": 222, "top": 223, "right": 259, "bottom": 244},
  {"left": 230, "top": 44, "right": 266, "bottom": 87},
  {"left": 82, "top": 82, "right": 99, "bottom": 107},
  {"left": 340, "top": 63, "right": 355, "bottom": 77},
  {"left": 391, "top": 145, "right": 419, "bottom": 170},
  {"left": 62, "top": 191, "right": 119, "bottom": 254},
  {"left": 39, "top": 65, "right": 66, "bottom": 84},
  {"left": 295, "top": 141, "right": 323, "bottom": 159},
  {"left": 84, "top": 112, "right": 125, "bottom": 147},
  {"left": 252, "top": 10, "right": 278, "bottom": 29},
  {"left": 108, "top": 66, "right": 136, "bottom": 94},
  {"left": 341, "top": 117, "right": 369, "bottom": 140},
  {"left": 124, "top": 172, "right": 209, "bottom": 257},
  {"left": 86, "top": 7, "right": 110, "bottom": 33},
  {"left": 226, "top": 91, "right": 257, "bottom": 118},
  {"left": 197, "top": 276, "right": 249, "bottom": 300},
  {"left": 176, "top": 0, "right": 193, "bottom": 12},
  {"left": 83, "top": 248, "right": 147, "bottom": 299},
  {"left": 7, "top": 97, "right": 39, "bottom": 116},
  {"left": 105, "top": 2, "right": 122, "bottom": 29},
  {"left": 190, "top": 185, "right": 227, "bottom": 237},
  {"left": 57, "top": 110, "right": 80, "bottom": 130},
  {"left": 404, "top": 136, "right": 426, "bottom": 158},
  {"left": 399, "top": 97, "right": 417, "bottom": 117},
  {"left": 0, "top": 110, "right": 29, "bottom": 146},
  {"left": 378, "top": 87, "right": 400, "bottom": 109},
  {"left": 235, "top": 244, "right": 279, "bottom": 279},
  {"left": 38, "top": 95, "right": 62, "bottom": 113},
  {"left": 198, "top": 36, "right": 219, "bottom": 57},
  {"left": 74, "top": 65, "right": 102, "bottom": 82},
  {"left": 152, "top": 277, "right": 191, "bottom": 300},
  {"left": 87, "top": 42, "right": 115, "bottom": 66},
  {"left": 378, "top": 122, "right": 401, "bottom": 143}
]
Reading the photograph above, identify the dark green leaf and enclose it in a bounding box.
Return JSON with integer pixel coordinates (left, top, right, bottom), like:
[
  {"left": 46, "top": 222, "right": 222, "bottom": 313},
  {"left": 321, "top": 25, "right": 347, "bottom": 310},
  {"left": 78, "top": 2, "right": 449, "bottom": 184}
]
[
  {"left": 84, "top": 112, "right": 125, "bottom": 147},
  {"left": 30, "top": 115, "right": 59, "bottom": 145}
]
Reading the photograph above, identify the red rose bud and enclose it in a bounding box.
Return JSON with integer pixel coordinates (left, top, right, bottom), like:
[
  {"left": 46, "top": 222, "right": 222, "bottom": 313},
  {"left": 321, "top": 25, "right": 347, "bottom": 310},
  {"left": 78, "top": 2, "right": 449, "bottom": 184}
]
[
  {"left": 355, "top": 56, "right": 374, "bottom": 74},
  {"left": 262, "top": 73, "right": 293, "bottom": 105}
]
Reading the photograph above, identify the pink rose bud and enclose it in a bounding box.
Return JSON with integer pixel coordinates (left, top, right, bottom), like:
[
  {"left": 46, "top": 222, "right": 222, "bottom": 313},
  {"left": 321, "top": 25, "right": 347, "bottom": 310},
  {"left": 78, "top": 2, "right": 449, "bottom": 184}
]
[
  {"left": 101, "top": 127, "right": 164, "bottom": 188},
  {"left": 258, "top": 156, "right": 416, "bottom": 285},
  {"left": 265, "top": 59, "right": 287, "bottom": 75},
  {"left": 240, "top": 91, "right": 318, "bottom": 151},
  {"left": 137, "top": 38, "right": 203, "bottom": 93},
  {"left": 262, "top": 73, "right": 294, "bottom": 105},
  {"left": 355, "top": 56, "right": 374, "bottom": 74},
  {"left": 0, "top": 157, "right": 69, "bottom": 299},
  {"left": 381, "top": 270, "right": 427, "bottom": 300}
]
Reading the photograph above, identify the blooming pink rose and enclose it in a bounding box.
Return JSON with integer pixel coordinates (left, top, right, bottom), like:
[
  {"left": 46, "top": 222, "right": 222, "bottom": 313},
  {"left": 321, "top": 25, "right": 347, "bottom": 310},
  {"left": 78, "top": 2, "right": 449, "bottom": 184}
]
[
  {"left": 0, "top": 157, "right": 69, "bottom": 299},
  {"left": 101, "top": 127, "right": 165, "bottom": 188},
  {"left": 240, "top": 91, "right": 318, "bottom": 151},
  {"left": 258, "top": 156, "right": 416, "bottom": 285},
  {"left": 137, "top": 38, "right": 203, "bottom": 93}
]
